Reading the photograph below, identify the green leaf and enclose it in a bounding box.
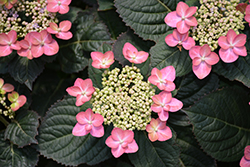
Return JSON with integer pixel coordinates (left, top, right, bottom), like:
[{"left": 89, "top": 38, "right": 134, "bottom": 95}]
[
  {"left": 115, "top": 0, "right": 180, "bottom": 41},
  {"left": 185, "top": 0, "right": 200, "bottom": 7},
  {"left": 0, "top": 52, "right": 15, "bottom": 74},
  {"left": 168, "top": 110, "right": 190, "bottom": 127},
  {"left": 37, "top": 96, "right": 113, "bottom": 166},
  {"left": 150, "top": 32, "right": 192, "bottom": 77},
  {"left": 98, "top": 0, "right": 114, "bottom": 11},
  {"left": 0, "top": 131, "right": 39, "bottom": 167},
  {"left": 57, "top": 7, "right": 83, "bottom": 23},
  {"left": 128, "top": 130, "right": 180, "bottom": 167},
  {"left": 58, "top": 11, "right": 113, "bottom": 73},
  {"left": 4, "top": 110, "right": 39, "bottom": 147},
  {"left": 8, "top": 56, "right": 45, "bottom": 90},
  {"left": 183, "top": 87, "right": 250, "bottom": 161},
  {"left": 213, "top": 56, "right": 250, "bottom": 88},
  {"left": 174, "top": 126, "right": 216, "bottom": 167},
  {"left": 113, "top": 30, "right": 154, "bottom": 77},
  {"left": 175, "top": 73, "right": 219, "bottom": 107}
]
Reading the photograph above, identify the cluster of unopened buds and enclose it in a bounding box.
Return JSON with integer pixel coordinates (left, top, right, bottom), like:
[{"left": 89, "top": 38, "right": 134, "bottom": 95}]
[
  {"left": 0, "top": 0, "right": 73, "bottom": 59},
  {"left": 66, "top": 42, "right": 183, "bottom": 158},
  {"left": 0, "top": 78, "right": 26, "bottom": 119},
  {"left": 164, "top": 1, "right": 248, "bottom": 79}
]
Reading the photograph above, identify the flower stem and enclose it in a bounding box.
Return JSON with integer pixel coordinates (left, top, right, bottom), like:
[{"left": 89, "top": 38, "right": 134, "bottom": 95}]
[
  {"left": 132, "top": 63, "right": 134, "bottom": 67},
  {"left": 157, "top": 0, "right": 172, "bottom": 13},
  {"left": 0, "top": 115, "right": 9, "bottom": 127}
]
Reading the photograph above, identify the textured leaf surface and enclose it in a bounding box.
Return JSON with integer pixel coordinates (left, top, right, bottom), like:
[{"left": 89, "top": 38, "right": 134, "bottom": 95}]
[
  {"left": 175, "top": 73, "right": 219, "bottom": 107},
  {"left": 183, "top": 87, "right": 250, "bottom": 161},
  {"left": 98, "top": 0, "right": 114, "bottom": 11},
  {"left": 0, "top": 131, "right": 39, "bottom": 167},
  {"left": 0, "top": 52, "right": 15, "bottom": 74},
  {"left": 150, "top": 32, "right": 192, "bottom": 77},
  {"left": 115, "top": 0, "right": 180, "bottom": 41},
  {"left": 8, "top": 56, "right": 45, "bottom": 90},
  {"left": 37, "top": 96, "right": 112, "bottom": 166},
  {"left": 4, "top": 110, "right": 39, "bottom": 147},
  {"left": 128, "top": 130, "right": 180, "bottom": 167},
  {"left": 213, "top": 56, "right": 250, "bottom": 88},
  {"left": 58, "top": 11, "right": 112, "bottom": 73}
]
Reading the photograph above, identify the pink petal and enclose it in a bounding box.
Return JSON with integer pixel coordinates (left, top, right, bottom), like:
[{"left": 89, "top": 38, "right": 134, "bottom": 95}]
[
  {"left": 245, "top": 14, "right": 250, "bottom": 23},
  {"left": 182, "top": 37, "right": 195, "bottom": 50},
  {"left": 105, "top": 136, "right": 120, "bottom": 148},
  {"left": 59, "top": 20, "right": 72, "bottom": 31},
  {"left": 76, "top": 112, "right": 88, "bottom": 124},
  {"left": 58, "top": 4, "right": 69, "bottom": 14},
  {"left": 240, "top": 157, "right": 250, "bottom": 167},
  {"left": 176, "top": 20, "right": 190, "bottom": 34},
  {"left": 2, "top": 84, "right": 14, "bottom": 93},
  {"left": 152, "top": 94, "right": 163, "bottom": 105},
  {"left": 189, "top": 45, "right": 201, "bottom": 59},
  {"left": 0, "top": 33, "right": 9, "bottom": 45},
  {"left": 91, "top": 51, "right": 103, "bottom": 63},
  {"left": 123, "top": 42, "right": 138, "bottom": 58},
  {"left": 92, "top": 113, "right": 104, "bottom": 127},
  {"left": 66, "top": 86, "right": 82, "bottom": 96},
  {"left": 47, "top": 22, "right": 59, "bottom": 34},
  {"left": 111, "top": 127, "right": 124, "bottom": 141},
  {"left": 233, "top": 34, "right": 246, "bottom": 47},
  {"left": 84, "top": 108, "right": 94, "bottom": 121},
  {"left": 0, "top": 45, "right": 12, "bottom": 57},
  {"left": 200, "top": 44, "right": 211, "bottom": 57},
  {"left": 5, "top": 2, "right": 13, "bottom": 9},
  {"left": 133, "top": 51, "right": 149, "bottom": 64},
  {"left": 43, "top": 39, "right": 59, "bottom": 56},
  {"left": 29, "top": 32, "right": 42, "bottom": 45},
  {"left": 178, "top": 30, "right": 188, "bottom": 42},
  {"left": 161, "top": 66, "right": 176, "bottom": 81},
  {"left": 236, "top": 3, "right": 248, "bottom": 13},
  {"left": 72, "top": 123, "right": 90, "bottom": 136},
  {"left": 219, "top": 48, "right": 239, "bottom": 63},
  {"left": 122, "top": 130, "right": 134, "bottom": 143},
  {"left": 19, "top": 40, "right": 30, "bottom": 49},
  {"left": 159, "top": 91, "right": 172, "bottom": 104},
  {"left": 47, "top": 3, "right": 59, "bottom": 12},
  {"left": 184, "top": 16, "right": 198, "bottom": 26},
  {"left": 185, "top": 6, "right": 197, "bottom": 17},
  {"left": 205, "top": 52, "right": 219, "bottom": 65},
  {"left": 226, "top": 29, "right": 237, "bottom": 45},
  {"left": 193, "top": 62, "right": 211, "bottom": 79},
  {"left": 192, "top": 57, "right": 201, "bottom": 66},
  {"left": 17, "top": 49, "right": 32, "bottom": 58},
  {"left": 90, "top": 125, "right": 104, "bottom": 137},
  {"left": 0, "top": 78, "right": 3, "bottom": 87},
  {"left": 10, "top": 43, "right": 21, "bottom": 50},
  {"left": 158, "top": 110, "right": 169, "bottom": 121},
  {"left": 161, "top": 81, "right": 175, "bottom": 92},
  {"left": 176, "top": 2, "right": 189, "bottom": 17},
  {"left": 148, "top": 131, "right": 158, "bottom": 142},
  {"left": 61, "top": 0, "right": 71, "bottom": 5},
  {"left": 41, "top": 30, "right": 53, "bottom": 44},
  {"left": 125, "top": 140, "right": 138, "bottom": 153},
  {"left": 164, "top": 11, "right": 181, "bottom": 28},
  {"left": 146, "top": 122, "right": 154, "bottom": 133},
  {"left": 17, "top": 95, "right": 27, "bottom": 107},
  {"left": 75, "top": 94, "right": 91, "bottom": 106},
  {"left": 157, "top": 126, "right": 172, "bottom": 141},
  {"left": 111, "top": 145, "right": 125, "bottom": 158},
  {"left": 151, "top": 104, "right": 164, "bottom": 113},
  {"left": 233, "top": 46, "right": 247, "bottom": 56},
  {"left": 31, "top": 45, "right": 44, "bottom": 58},
  {"left": 218, "top": 36, "right": 230, "bottom": 49},
  {"left": 246, "top": 5, "right": 250, "bottom": 15},
  {"left": 245, "top": 145, "right": 250, "bottom": 160},
  {"left": 7, "top": 30, "right": 17, "bottom": 43},
  {"left": 56, "top": 31, "right": 73, "bottom": 40},
  {"left": 167, "top": 98, "right": 183, "bottom": 112},
  {"left": 165, "top": 34, "right": 178, "bottom": 47}
]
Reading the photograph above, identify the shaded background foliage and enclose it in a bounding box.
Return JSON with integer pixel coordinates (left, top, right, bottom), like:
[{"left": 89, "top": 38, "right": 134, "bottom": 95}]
[{"left": 0, "top": 0, "right": 250, "bottom": 166}]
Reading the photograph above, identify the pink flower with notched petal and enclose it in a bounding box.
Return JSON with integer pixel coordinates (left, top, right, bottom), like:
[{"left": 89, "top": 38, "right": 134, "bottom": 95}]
[
  {"left": 164, "top": 2, "right": 197, "bottom": 34},
  {"left": 0, "top": 30, "right": 20, "bottom": 57},
  {"left": 0, "top": 78, "right": 14, "bottom": 95},
  {"left": 0, "top": 0, "right": 18, "bottom": 9},
  {"left": 105, "top": 127, "right": 138, "bottom": 158},
  {"left": 29, "top": 30, "right": 59, "bottom": 57},
  {"left": 72, "top": 108, "right": 104, "bottom": 137},
  {"left": 122, "top": 42, "right": 149, "bottom": 64},
  {"left": 91, "top": 51, "right": 115, "bottom": 69},
  {"left": 218, "top": 29, "right": 247, "bottom": 63},
  {"left": 240, "top": 145, "right": 250, "bottom": 167},
  {"left": 189, "top": 44, "right": 219, "bottom": 79},
  {"left": 245, "top": 5, "right": 250, "bottom": 27},
  {"left": 151, "top": 91, "right": 183, "bottom": 121},
  {"left": 66, "top": 78, "right": 95, "bottom": 106},
  {"left": 148, "top": 66, "right": 176, "bottom": 92},
  {"left": 165, "top": 29, "right": 195, "bottom": 50},
  {"left": 8, "top": 91, "right": 27, "bottom": 112},
  {"left": 17, "top": 33, "right": 34, "bottom": 59},
  {"left": 47, "top": 21, "right": 73, "bottom": 40},
  {"left": 236, "top": 3, "right": 248, "bottom": 13},
  {"left": 47, "top": 0, "right": 71, "bottom": 14},
  {"left": 146, "top": 118, "right": 172, "bottom": 142}
]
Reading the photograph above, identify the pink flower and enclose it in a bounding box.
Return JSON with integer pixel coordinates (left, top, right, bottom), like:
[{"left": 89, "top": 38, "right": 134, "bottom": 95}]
[
  {"left": 105, "top": 127, "right": 138, "bottom": 158},
  {"left": 146, "top": 118, "right": 172, "bottom": 142},
  {"left": 0, "top": 0, "right": 18, "bottom": 9},
  {"left": 148, "top": 66, "right": 176, "bottom": 92},
  {"left": 0, "top": 30, "right": 20, "bottom": 57},
  {"left": 165, "top": 29, "right": 195, "bottom": 50},
  {"left": 47, "top": 21, "right": 73, "bottom": 40},
  {"left": 29, "top": 30, "right": 59, "bottom": 57},
  {"left": 245, "top": 5, "right": 250, "bottom": 26},
  {"left": 8, "top": 91, "right": 27, "bottom": 112},
  {"left": 17, "top": 33, "right": 34, "bottom": 59},
  {"left": 0, "top": 78, "right": 14, "bottom": 94},
  {"left": 151, "top": 91, "right": 183, "bottom": 121},
  {"left": 189, "top": 44, "right": 219, "bottom": 79},
  {"left": 240, "top": 145, "right": 250, "bottom": 167},
  {"left": 66, "top": 78, "right": 95, "bottom": 106},
  {"left": 122, "top": 42, "right": 149, "bottom": 64},
  {"left": 218, "top": 29, "right": 247, "bottom": 63},
  {"left": 91, "top": 51, "right": 115, "bottom": 69},
  {"left": 236, "top": 3, "right": 248, "bottom": 13},
  {"left": 72, "top": 108, "right": 104, "bottom": 137},
  {"left": 164, "top": 2, "right": 197, "bottom": 34},
  {"left": 47, "top": 0, "right": 71, "bottom": 14}
]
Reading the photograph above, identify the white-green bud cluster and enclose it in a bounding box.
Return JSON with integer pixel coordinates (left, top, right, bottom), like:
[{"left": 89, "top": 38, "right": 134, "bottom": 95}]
[
  {"left": 0, "top": 95, "right": 14, "bottom": 119},
  {"left": 0, "top": 0, "right": 58, "bottom": 38},
  {"left": 92, "top": 66, "right": 155, "bottom": 131},
  {"left": 192, "top": 0, "right": 245, "bottom": 51}
]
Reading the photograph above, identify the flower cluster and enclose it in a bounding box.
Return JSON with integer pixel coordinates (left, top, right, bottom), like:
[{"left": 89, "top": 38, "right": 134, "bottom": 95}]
[
  {"left": 0, "top": 0, "right": 73, "bottom": 59},
  {"left": 67, "top": 42, "right": 183, "bottom": 158},
  {"left": 0, "top": 78, "right": 26, "bottom": 119}
]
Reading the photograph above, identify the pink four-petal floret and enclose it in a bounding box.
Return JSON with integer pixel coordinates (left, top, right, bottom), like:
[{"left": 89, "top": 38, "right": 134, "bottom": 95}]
[
  {"left": 0, "top": 0, "right": 18, "bottom": 9},
  {"left": 123, "top": 42, "right": 149, "bottom": 64},
  {"left": 47, "top": 20, "right": 73, "bottom": 40},
  {"left": 7, "top": 91, "right": 27, "bottom": 112},
  {"left": 0, "top": 78, "right": 14, "bottom": 94},
  {"left": 105, "top": 127, "right": 138, "bottom": 158},
  {"left": 91, "top": 51, "right": 115, "bottom": 69},
  {"left": 0, "top": 30, "right": 20, "bottom": 57},
  {"left": 72, "top": 108, "right": 104, "bottom": 138},
  {"left": 47, "top": 0, "right": 71, "bottom": 14},
  {"left": 17, "top": 33, "right": 34, "bottom": 59},
  {"left": 240, "top": 145, "right": 250, "bottom": 167}
]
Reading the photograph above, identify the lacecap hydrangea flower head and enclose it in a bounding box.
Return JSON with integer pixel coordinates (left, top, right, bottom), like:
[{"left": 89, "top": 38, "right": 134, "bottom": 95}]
[
  {"left": 0, "top": 0, "right": 73, "bottom": 59},
  {"left": 66, "top": 42, "right": 183, "bottom": 158}
]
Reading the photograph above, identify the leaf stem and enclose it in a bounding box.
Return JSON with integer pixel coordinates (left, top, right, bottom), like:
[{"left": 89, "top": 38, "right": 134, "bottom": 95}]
[
  {"left": 0, "top": 115, "right": 9, "bottom": 127},
  {"left": 157, "top": 0, "right": 172, "bottom": 13}
]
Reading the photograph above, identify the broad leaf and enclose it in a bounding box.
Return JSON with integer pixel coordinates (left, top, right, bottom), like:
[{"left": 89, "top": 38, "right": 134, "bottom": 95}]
[
  {"left": 37, "top": 96, "right": 112, "bottom": 166},
  {"left": 115, "top": 0, "right": 180, "bottom": 41},
  {"left": 4, "top": 110, "right": 39, "bottom": 147},
  {"left": 0, "top": 131, "right": 39, "bottom": 167},
  {"left": 150, "top": 32, "right": 192, "bottom": 77},
  {"left": 8, "top": 56, "right": 45, "bottom": 90},
  {"left": 168, "top": 110, "right": 190, "bottom": 127},
  {"left": 98, "top": 0, "right": 114, "bottom": 11},
  {"left": 128, "top": 130, "right": 180, "bottom": 167},
  {"left": 183, "top": 87, "right": 250, "bottom": 161},
  {"left": 213, "top": 56, "right": 250, "bottom": 88},
  {"left": 0, "top": 52, "right": 15, "bottom": 74}
]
